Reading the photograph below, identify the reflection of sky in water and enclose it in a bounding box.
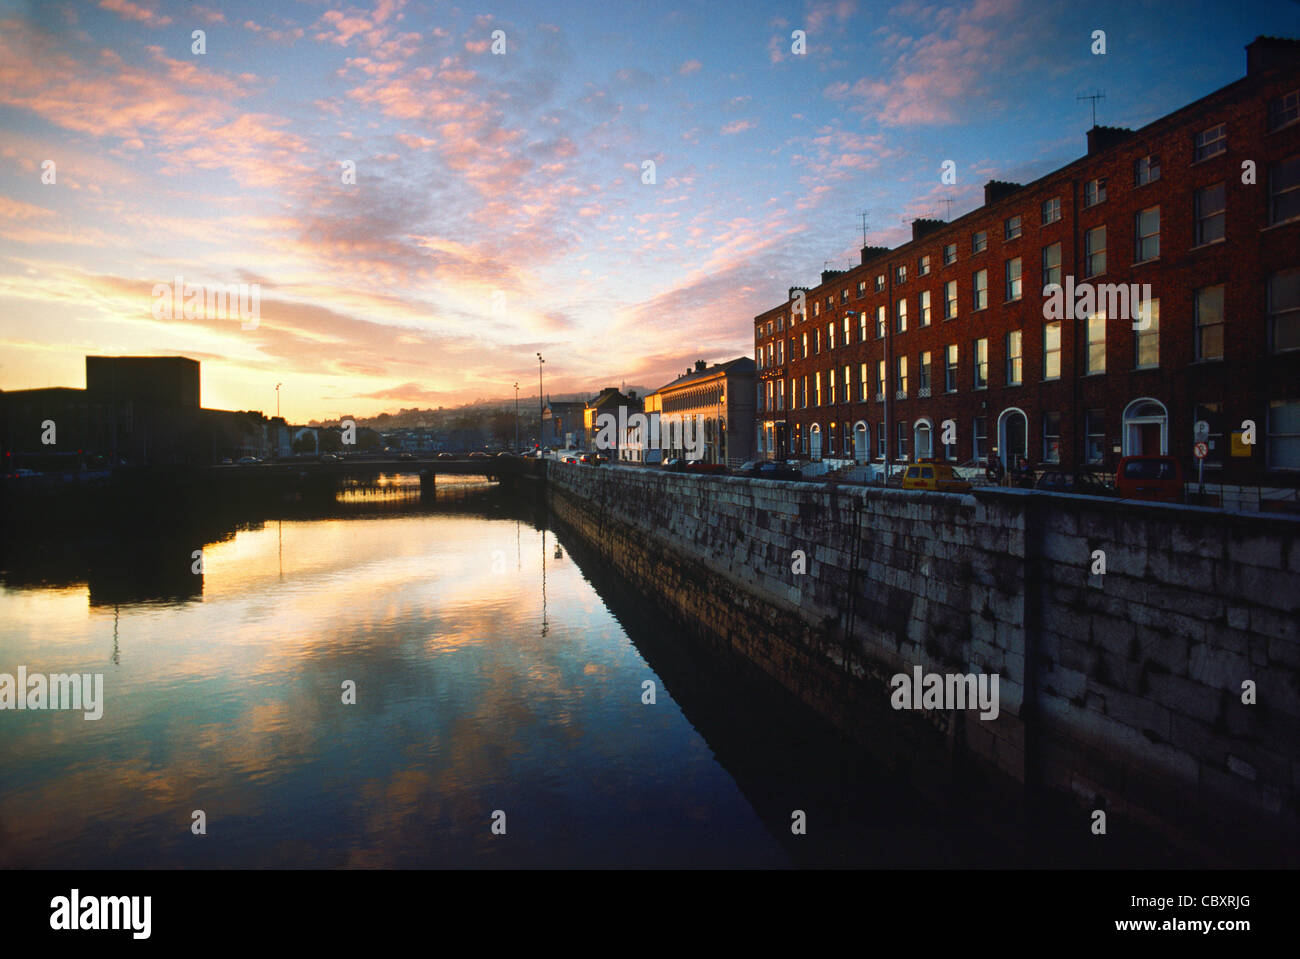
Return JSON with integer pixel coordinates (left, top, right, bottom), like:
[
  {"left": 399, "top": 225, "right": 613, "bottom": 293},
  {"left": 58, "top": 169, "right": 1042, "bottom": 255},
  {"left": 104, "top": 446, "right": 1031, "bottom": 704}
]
[{"left": 0, "top": 490, "right": 783, "bottom": 867}]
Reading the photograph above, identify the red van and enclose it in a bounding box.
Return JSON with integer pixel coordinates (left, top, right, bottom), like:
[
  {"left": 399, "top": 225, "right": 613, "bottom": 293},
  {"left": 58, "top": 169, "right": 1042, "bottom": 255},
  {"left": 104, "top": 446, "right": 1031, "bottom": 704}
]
[{"left": 1115, "top": 455, "right": 1184, "bottom": 503}]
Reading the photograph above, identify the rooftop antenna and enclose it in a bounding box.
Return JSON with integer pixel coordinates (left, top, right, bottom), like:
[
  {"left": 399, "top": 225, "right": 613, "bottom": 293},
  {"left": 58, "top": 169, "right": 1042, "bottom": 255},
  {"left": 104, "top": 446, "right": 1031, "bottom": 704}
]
[
  {"left": 858, "top": 211, "right": 869, "bottom": 247},
  {"left": 1077, "top": 89, "right": 1105, "bottom": 128},
  {"left": 941, "top": 197, "right": 953, "bottom": 221}
]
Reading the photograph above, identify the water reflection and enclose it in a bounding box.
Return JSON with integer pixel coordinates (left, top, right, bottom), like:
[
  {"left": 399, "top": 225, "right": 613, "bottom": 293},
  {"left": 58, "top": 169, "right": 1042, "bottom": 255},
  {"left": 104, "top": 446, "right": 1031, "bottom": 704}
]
[{"left": 1, "top": 478, "right": 791, "bottom": 867}]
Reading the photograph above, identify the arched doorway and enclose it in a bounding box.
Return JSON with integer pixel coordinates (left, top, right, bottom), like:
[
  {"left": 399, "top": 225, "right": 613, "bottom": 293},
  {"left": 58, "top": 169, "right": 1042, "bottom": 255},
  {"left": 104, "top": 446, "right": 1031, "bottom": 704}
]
[
  {"left": 914, "top": 418, "right": 933, "bottom": 459},
  {"left": 810, "top": 422, "right": 822, "bottom": 460},
  {"left": 853, "top": 421, "right": 869, "bottom": 463},
  {"left": 998, "top": 407, "right": 1028, "bottom": 468},
  {"left": 1123, "top": 398, "right": 1168, "bottom": 455}
]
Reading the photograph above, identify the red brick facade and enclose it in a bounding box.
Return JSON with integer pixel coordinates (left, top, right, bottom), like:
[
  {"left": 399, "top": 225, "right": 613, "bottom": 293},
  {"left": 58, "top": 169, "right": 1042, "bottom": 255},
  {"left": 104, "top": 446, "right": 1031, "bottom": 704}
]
[{"left": 754, "top": 37, "right": 1300, "bottom": 494}]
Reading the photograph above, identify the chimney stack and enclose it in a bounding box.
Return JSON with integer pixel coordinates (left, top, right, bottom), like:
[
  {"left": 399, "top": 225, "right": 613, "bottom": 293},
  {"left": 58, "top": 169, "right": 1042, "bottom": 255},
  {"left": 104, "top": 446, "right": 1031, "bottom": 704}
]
[
  {"left": 694, "top": 360, "right": 707, "bottom": 373},
  {"left": 983, "top": 180, "right": 1023, "bottom": 206},
  {"left": 1086, "top": 126, "right": 1132, "bottom": 156}
]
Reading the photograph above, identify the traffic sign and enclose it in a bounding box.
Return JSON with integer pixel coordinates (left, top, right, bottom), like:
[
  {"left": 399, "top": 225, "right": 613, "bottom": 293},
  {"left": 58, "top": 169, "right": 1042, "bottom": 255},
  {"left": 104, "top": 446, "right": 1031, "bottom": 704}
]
[
  {"left": 1194, "top": 420, "right": 1209, "bottom": 443},
  {"left": 1194, "top": 441, "right": 1208, "bottom": 459}
]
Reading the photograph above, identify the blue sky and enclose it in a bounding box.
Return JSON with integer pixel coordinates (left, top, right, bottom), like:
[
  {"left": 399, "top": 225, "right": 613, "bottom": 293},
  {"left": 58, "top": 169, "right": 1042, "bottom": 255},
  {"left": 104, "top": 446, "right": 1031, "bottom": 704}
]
[{"left": 1, "top": 0, "right": 1296, "bottom": 420}]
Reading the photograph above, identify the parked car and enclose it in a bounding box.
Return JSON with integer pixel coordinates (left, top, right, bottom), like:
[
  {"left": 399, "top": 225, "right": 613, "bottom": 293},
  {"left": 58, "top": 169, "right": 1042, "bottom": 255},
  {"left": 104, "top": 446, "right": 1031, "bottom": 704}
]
[
  {"left": 237, "top": 456, "right": 261, "bottom": 465},
  {"left": 220, "top": 458, "right": 233, "bottom": 465},
  {"left": 743, "top": 460, "right": 802, "bottom": 480},
  {"left": 901, "top": 462, "right": 972, "bottom": 492},
  {"left": 1115, "top": 455, "right": 1184, "bottom": 502},
  {"left": 496, "top": 451, "right": 516, "bottom": 458},
  {"left": 1034, "top": 469, "right": 1117, "bottom": 497},
  {"left": 436, "top": 452, "right": 454, "bottom": 460},
  {"left": 562, "top": 455, "right": 579, "bottom": 464},
  {"left": 397, "top": 452, "right": 415, "bottom": 461},
  {"left": 683, "top": 460, "right": 727, "bottom": 475},
  {"left": 468, "top": 451, "right": 490, "bottom": 460}
]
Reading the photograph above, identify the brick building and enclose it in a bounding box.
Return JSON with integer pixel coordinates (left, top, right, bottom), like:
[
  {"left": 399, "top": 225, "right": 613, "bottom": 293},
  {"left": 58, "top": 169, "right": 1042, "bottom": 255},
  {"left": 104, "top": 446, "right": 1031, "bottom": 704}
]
[{"left": 754, "top": 37, "right": 1300, "bottom": 508}]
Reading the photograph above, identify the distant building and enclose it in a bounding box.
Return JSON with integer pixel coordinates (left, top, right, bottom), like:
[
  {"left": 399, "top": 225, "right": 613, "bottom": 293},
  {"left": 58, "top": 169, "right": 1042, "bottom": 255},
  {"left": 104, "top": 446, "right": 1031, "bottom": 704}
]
[
  {"left": 542, "top": 397, "right": 586, "bottom": 448},
  {"left": 582, "top": 387, "right": 641, "bottom": 454},
  {"left": 645, "top": 358, "right": 757, "bottom": 465}
]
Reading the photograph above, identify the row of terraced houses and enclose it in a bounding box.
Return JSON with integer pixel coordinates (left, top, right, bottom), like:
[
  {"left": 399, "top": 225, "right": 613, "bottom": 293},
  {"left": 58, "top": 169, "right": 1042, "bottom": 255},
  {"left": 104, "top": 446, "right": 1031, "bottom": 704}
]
[{"left": 752, "top": 36, "right": 1300, "bottom": 510}]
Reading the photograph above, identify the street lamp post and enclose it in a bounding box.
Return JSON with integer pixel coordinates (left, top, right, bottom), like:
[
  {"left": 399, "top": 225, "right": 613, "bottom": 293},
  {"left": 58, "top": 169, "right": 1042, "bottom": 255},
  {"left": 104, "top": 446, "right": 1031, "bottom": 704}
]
[
  {"left": 537, "top": 353, "right": 545, "bottom": 446},
  {"left": 275, "top": 383, "right": 282, "bottom": 461},
  {"left": 514, "top": 381, "right": 519, "bottom": 452}
]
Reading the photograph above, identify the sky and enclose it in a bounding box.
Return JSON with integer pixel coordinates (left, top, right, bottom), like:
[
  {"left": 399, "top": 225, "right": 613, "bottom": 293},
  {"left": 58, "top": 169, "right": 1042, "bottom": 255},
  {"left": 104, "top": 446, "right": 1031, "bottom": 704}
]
[{"left": 1, "top": 0, "right": 1297, "bottom": 423}]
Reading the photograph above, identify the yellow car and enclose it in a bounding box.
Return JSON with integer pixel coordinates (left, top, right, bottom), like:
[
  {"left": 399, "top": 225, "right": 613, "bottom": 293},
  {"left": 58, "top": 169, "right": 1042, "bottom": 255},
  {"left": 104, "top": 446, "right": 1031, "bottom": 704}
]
[{"left": 901, "top": 462, "right": 972, "bottom": 492}]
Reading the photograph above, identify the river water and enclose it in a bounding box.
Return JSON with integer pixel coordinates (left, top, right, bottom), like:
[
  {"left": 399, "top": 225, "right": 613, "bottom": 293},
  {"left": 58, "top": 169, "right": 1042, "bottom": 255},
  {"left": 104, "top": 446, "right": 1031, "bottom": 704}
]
[{"left": 0, "top": 476, "right": 978, "bottom": 868}]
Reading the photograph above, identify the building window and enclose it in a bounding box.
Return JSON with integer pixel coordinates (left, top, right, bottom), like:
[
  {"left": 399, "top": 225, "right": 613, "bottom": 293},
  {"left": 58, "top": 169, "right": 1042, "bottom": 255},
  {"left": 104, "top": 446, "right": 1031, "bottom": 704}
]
[
  {"left": 1085, "top": 409, "right": 1105, "bottom": 465},
  {"left": 814, "top": 329, "right": 821, "bottom": 354},
  {"left": 919, "top": 351, "right": 931, "bottom": 396},
  {"left": 875, "top": 274, "right": 886, "bottom": 292},
  {"left": 1006, "top": 330, "right": 1023, "bottom": 385},
  {"left": 1268, "top": 399, "right": 1300, "bottom": 470},
  {"left": 828, "top": 321, "right": 835, "bottom": 350},
  {"left": 1269, "top": 155, "right": 1300, "bottom": 226},
  {"left": 896, "top": 297, "right": 908, "bottom": 332},
  {"left": 1135, "top": 298, "right": 1159, "bottom": 369},
  {"left": 814, "top": 372, "right": 823, "bottom": 406},
  {"left": 1005, "top": 257, "right": 1022, "bottom": 302},
  {"left": 876, "top": 305, "right": 886, "bottom": 339},
  {"left": 1195, "top": 183, "right": 1226, "bottom": 245},
  {"left": 876, "top": 360, "right": 886, "bottom": 400},
  {"left": 1135, "top": 154, "right": 1160, "bottom": 186},
  {"left": 1270, "top": 267, "right": 1300, "bottom": 353},
  {"left": 777, "top": 379, "right": 785, "bottom": 410},
  {"left": 1042, "top": 242, "right": 1061, "bottom": 292},
  {"left": 897, "top": 421, "right": 908, "bottom": 460},
  {"left": 857, "top": 279, "right": 867, "bottom": 298},
  {"left": 777, "top": 340, "right": 784, "bottom": 365},
  {"left": 777, "top": 314, "right": 785, "bottom": 331},
  {"left": 943, "top": 243, "right": 957, "bottom": 266},
  {"left": 1194, "top": 123, "right": 1226, "bottom": 161},
  {"left": 919, "top": 289, "right": 932, "bottom": 326},
  {"left": 1042, "top": 196, "right": 1061, "bottom": 224},
  {"left": 842, "top": 315, "right": 850, "bottom": 344},
  {"left": 829, "top": 368, "right": 837, "bottom": 404},
  {"left": 1004, "top": 215, "right": 1022, "bottom": 240},
  {"left": 877, "top": 422, "right": 886, "bottom": 458},
  {"left": 1044, "top": 321, "right": 1061, "bottom": 379},
  {"left": 1195, "top": 286, "right": 1224, "bottom": 361},
  {"left": 841, "top": 289, "right": 849, "bottom": 304},
  {"left": 1086, "top": 311, "right": 1106, "bottom": 374},
  {"left": 973, "top": 416, "right": 988, "bottom": 460},
  {"left": 973, "top": 337, "right": 988, "bottom": 389},
  {"left": 1043, "top": 411, "right": 1061, "bottom": 464},
  {"left": 813, "top": 300, "right": 820, "bottom": 317},
  {"left": 843, "top": 366, "right": 851, "bottom": 405},
  {"left": 1193, "top": 402, "right": 1224, "bottom": 468},
  {"left": 801, "top": 332, "right": 808, "bottom": 358},
  {"left": 1135, "top": 206, "right": 1160, "bottom": 262},
  {"left": 972, "top": 230, "right": 987, "bottom": 254},
  {"left": 802, "top": 375, "right": 809, "bottom": 408},
  {"left": 945, "top": 344, "right": 958, "bottom": 392},
  {"left": 1270, "top": 89, "right": 1300, "bottom": 131},
  {"left": 973, "top": 269, "right": 988, "bottom": 311},
  {"left": 944, "top": 280, "right": 957, "bottom": 320},
  {"left": 859, "top": 363, "right": 869, "bottom": 401},
  {"left": 1083, "top": 178, "right": 1106, "bottom": 207},
  {"left": 896, "top": 265, "right": 907, "bottom": 285},
  {"left": 895, "top": 355, "right": 908, "bottom": 398},
  {"left": 918, "top": 254, "right": 930, "bottom": 276},
  {"left": 1084, "top": 226, "right": 1106, "bottom": 278}
]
